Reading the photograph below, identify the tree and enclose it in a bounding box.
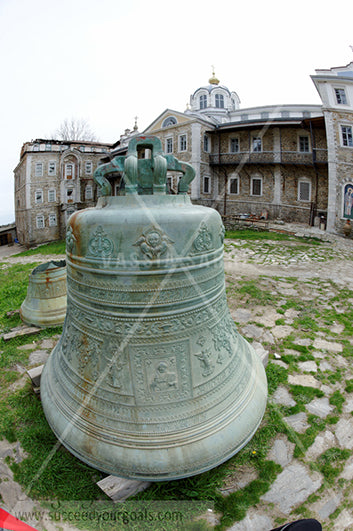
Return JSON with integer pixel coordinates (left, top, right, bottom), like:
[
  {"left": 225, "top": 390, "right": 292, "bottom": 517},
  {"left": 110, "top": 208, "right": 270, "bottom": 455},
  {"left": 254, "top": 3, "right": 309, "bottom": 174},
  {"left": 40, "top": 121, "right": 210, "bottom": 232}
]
[{"left": 53, "top": 118, "right": 98, "bottom": 142}]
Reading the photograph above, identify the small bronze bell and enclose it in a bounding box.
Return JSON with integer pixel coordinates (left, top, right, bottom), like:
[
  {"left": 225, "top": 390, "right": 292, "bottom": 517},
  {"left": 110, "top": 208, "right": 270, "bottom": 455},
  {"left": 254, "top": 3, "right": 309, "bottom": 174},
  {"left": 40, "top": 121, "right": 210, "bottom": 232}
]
[
  {"left": 20, "top": 260, "right": 67, "bottom": 327},
  {"left": 41, "top": 136, "right": 267, "bottom": 481}
]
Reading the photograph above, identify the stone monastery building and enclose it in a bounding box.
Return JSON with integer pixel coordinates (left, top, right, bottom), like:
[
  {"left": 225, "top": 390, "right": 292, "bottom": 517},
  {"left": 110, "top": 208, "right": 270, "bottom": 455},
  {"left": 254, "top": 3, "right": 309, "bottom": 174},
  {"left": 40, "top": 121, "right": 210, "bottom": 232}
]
[{"left": 14, "top": 62, "right": 353, "bottom": 245}]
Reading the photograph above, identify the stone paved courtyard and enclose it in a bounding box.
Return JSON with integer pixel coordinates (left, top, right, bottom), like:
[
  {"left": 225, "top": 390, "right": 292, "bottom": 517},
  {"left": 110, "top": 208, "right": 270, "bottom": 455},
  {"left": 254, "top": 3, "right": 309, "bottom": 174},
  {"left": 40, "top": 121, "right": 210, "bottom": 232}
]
[
  {"left": 223, "top": 224, "right": 353, "bottom": 530},
  {"left": 1, "top": 224, "right": 353, "bottom": 530}
]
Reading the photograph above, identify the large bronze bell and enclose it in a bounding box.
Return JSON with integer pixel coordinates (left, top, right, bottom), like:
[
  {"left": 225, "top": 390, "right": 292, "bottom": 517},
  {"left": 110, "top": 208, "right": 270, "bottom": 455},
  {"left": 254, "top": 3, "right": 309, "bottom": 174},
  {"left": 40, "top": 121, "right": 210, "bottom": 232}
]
[{"left": 41, "top": 136, "right": 267, "bottom": 481}]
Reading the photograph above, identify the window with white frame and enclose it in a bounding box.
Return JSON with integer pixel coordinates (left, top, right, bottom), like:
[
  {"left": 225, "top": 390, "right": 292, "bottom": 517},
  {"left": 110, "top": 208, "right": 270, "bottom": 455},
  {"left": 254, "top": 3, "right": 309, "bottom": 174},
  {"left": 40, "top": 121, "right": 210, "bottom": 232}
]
[
  {"left": 179, "top": 134, "right": 187, "bottom": 152},
  {"left": 335, "top": 88, "right": 347, "bottom": 105},
  {"left": 203, "top": 175, "right": 211, "bottom": 194},
  {"left": 229, "top": 177, "right": 239, "bottom": 194},
  {"left": 200, "top": 94, "right": 207, "bottom": 109},
  {"left": 299, "top": 136, "right": 310, "bottom": 152},
  {"left": 203, "top": 134, "right": 209, "bottom": 152},
  {"left": 215, "top": 94, "right": 224, "bottom": 108},
  {"left": 48, "top": 161, "right": 56, "bottom": 176},
  {"left": 85, "top": 161, "right": 93, "bottom": 174},
  {"left": 66, "top": 188, "right": 74, "bottom": 202},
  {"left": 251, "top": 177, "right": 262, "bottom": 196},
  {"left": 48, "top": 189, "right": 56, "bottom": 202},
  {"left": 165, "top": 138, "right": 173, "bottom": 154},
  {"left": 49, "top": 213, "right": 57, "bottom": 226},
  {"left": 35, "top": 190, "right": 43, "bottom": 204},
  {"left": 65, "top": 163, "right": 75, "bottom": 179},
  {"left": 341, "top": 125, "right": 353, "bottom": 147},
  {"left": 45, "top": 143, "right": 52, "bottom": 151},
  {"left": 33, "top": 144, "right": 40, "bottom": 151},
  {"left": 230, "top": 138, "right": 239, "bottom": 153},
  {"left": 252, "top": 137, "right": 262, "bottom": 152},
  {"left": 298, "top": 180, "right": 311, "bottom": 201},
  {"left": 36, "top": 215, "right": 44, "bottom": 228},
  {"left": 85, "top": 185, "right": 93, "bottom": 200},
  {"left": 35, "top": 162, "right": 43, "bottom": 177}
]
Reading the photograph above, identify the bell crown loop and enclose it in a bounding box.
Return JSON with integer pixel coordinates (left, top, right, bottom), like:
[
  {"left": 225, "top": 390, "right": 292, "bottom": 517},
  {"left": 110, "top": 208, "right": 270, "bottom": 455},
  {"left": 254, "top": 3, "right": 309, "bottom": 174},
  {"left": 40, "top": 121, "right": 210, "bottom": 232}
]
[{"left": 94, "top": 135, "right": 195, "bottom": 197}]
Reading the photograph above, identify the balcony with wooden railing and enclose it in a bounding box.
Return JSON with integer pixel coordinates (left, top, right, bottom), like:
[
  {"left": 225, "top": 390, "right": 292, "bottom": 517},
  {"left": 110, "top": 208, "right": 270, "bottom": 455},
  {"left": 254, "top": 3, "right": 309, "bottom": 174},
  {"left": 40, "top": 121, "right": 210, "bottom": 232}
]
[{"left": 209, "top": 148, "right": 328, "bottom": 166}]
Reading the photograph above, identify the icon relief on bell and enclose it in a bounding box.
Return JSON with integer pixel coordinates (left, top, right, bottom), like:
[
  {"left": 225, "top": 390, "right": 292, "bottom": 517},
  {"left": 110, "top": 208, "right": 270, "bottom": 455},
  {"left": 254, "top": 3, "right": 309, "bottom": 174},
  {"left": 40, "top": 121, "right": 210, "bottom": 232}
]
[
  {"left": 134, "top": 226, "right": 174, "bottom": 260},
  {"left": 150, "top": 360, "right": 178, "bottom": 392},
  {"left": 195, "top": 348, "right": 215, "bottom": 377},
  {"left": 88, "top": 226, "right": 114, "bottom": 257},
  {"left": 192, "top": 222, "right": 213, "bottom": 253},
  {"left": 66, "top": 225, "right": 77, "bottom": 254},
  {"left": 106, "top": 345, "right": 127, "bottom": 389}
]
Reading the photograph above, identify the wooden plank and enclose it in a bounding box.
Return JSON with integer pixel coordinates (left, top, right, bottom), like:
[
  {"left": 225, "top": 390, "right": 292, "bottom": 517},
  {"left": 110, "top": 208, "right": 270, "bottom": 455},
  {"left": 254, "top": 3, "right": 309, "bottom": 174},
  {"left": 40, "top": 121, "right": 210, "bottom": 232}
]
[
  {"left": 2, "top": 326, "right": 41, "bottom": 341},
  {"left": 97, "top": 475, "right": 152, "bottom": 502},
  {"left": 27, "top": 364, "right": 44, "bottom": 388}
]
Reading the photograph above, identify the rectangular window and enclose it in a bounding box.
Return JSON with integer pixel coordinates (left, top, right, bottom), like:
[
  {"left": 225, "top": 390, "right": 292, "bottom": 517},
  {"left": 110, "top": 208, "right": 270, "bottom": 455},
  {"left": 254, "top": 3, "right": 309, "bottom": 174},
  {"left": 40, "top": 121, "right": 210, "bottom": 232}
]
[
  {"left": 48, "top": 162, "right": 56, "bottom": 176},
  {"left": 49, "top": 213, "right": 57, "bottom": 226},
  {"left": 215, "top": 94, "right": 224, "bottom": 108},
  {"left": 35, "top": 163, "right": 43, "bottom": 177},
  {"left": 298, "top": 181, "right": 311, "bottom": 201},
  {"left": 36, "top": 215, "right": 44, "bottom": 229},
  {"left": 335, "top": 88, "right": 347, "bottom": 105},
  {"left": 166, "top": 138, "right": 173, "bottom": 154},
  {"left": 65, "top": 163, "right": 74, "bottom": 179},
  {"left": 341, "top": 126, "right": 353, "bottom": 147},
  {"left": 252, "top": 137, "right": 262, "bottom": 152},
  {"left": 200, "top": 94, "right": 207, "bottom": 109},
  {"left": 229, "top": 178, "right": 238, "bottom": 194},
  {"left": 85, "top": 185, "right": 93, "bottom": 199},
  {"left": 299, "top": 136, "right": 310, "bottom": 152},
  {"left": 251, "top": 178, "right": 262, "bottom": 196},
  {"left": 203, "top": 134, "right": 209, "bottom": 152},
  {"left": 203, "top": 176, "right": 210, "bottom": 194},
  {"left": 35, "top": 190, "right": 43, "bottom": 204},
  {"left": 179, "top": 134, "right": 187, "bottom": 151},
  {"left": 85, "top": 161, "right": 93, "bottom": 174},
  {"left": 67, "top": 189, "right": 74, "bottom": 203},
  {"left": 230, "top": 138, "right": 239, "bottom": 153},
  {"left": 48, "top": 189, "right": 56, "bottom": 202},
  {"left": 45, "top": 143, "right": 52, "bottom": 151}
]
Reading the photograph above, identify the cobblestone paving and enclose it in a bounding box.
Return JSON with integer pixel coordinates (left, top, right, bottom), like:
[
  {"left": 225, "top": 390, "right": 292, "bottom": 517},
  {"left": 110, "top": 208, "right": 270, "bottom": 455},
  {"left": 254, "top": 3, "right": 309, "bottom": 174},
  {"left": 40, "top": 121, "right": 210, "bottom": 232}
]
[{"left": 223, "top": 225, "right": 353, "bottom": 530}]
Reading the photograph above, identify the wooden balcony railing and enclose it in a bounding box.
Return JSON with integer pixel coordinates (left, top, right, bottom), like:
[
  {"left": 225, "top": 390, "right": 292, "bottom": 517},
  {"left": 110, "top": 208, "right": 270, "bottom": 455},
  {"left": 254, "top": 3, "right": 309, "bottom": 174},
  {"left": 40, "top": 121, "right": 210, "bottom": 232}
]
[{"left": 209, "top": 149, "right": 328, "bottom": 165}]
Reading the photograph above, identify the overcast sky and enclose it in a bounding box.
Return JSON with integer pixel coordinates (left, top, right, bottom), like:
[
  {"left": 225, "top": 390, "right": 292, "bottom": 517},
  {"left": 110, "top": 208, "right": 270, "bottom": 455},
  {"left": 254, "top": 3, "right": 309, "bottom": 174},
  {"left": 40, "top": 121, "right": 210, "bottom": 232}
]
[{"left": 1, "top": 0, "right": 353, "bottom": 226}]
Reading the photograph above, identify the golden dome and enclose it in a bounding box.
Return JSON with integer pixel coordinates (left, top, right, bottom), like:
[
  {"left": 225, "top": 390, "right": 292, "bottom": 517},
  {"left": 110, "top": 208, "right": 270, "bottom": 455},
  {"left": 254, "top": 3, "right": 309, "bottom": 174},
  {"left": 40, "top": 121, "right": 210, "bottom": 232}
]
[{"left": 209, "top": 68, "right": 219, "bottom": 85}]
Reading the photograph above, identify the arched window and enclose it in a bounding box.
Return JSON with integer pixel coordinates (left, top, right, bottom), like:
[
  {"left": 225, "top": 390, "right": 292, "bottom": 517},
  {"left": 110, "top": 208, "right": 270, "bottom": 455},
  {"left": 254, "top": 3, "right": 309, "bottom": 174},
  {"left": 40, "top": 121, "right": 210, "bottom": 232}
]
[
  {"left": 215, "top": 94, "right": 224, "bottom": 108},
  {"left": 162, "top": 116, "right": 177, "bottom": 128},
  {"left": 200, "top": 94, "right": 207, "bottom": 109}
]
